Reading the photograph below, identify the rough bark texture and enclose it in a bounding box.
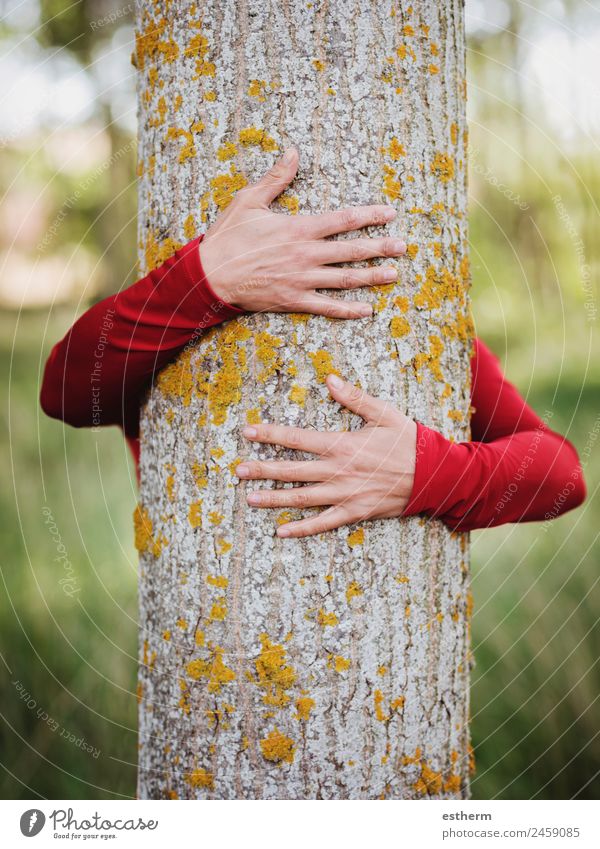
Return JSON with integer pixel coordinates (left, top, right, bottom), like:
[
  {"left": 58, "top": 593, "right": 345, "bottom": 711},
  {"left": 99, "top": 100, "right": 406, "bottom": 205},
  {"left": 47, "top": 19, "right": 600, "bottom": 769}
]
[{"left": 135, "top": 0, "right": 472, "bottom": 799}]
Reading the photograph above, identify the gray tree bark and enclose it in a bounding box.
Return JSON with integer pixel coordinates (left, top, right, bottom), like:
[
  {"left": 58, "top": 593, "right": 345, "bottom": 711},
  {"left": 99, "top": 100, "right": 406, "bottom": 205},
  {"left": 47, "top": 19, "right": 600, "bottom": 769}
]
[{"left": 135, "top": 0, "right": 473, "bottom": 799}]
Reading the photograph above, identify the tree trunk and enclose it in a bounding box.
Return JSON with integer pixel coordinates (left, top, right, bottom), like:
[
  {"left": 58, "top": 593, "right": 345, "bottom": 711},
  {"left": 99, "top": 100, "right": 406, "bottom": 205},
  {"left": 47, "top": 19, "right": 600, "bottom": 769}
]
[{"left": 135, "top": 0, "right": 472, "bottom": 800}]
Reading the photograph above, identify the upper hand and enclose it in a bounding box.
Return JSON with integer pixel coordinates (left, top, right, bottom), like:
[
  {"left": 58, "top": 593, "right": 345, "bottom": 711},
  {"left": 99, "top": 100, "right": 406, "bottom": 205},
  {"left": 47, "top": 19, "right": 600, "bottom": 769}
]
[
  {"left": 235, "top": 375, "right": 417, "bottom": 538},
  {"left": 198, "top": 147, "right": 407, "bottom": 319}
]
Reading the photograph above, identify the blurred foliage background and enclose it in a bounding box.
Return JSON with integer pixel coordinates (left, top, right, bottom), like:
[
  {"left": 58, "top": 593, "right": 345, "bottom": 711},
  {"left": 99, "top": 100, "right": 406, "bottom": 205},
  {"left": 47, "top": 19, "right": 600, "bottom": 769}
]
[{"left": 1, "top": 0, "right": 598, "bottom": 799}]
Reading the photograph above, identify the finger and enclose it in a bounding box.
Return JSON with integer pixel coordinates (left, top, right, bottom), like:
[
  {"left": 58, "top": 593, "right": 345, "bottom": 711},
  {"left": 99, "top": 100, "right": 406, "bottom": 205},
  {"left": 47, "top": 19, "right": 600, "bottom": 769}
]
[
  {"left": 312, "top": 236, "right": 407, "bottom": 265},
  {"left": 296, "top": 265, "right": 398, "bottom": 290},
  {"left": 246, "top": 484, "right": 337, "bottom": 509},
  {"left": 243, "top": 147, "right": 299, "bottom": 207},
  {"left": 277, "top": 506, "right": 353, "bottom": 538},
  {"left": 235, "top": 458, "right": 332, "bottom": 482},
  {"left": 296, "top": 293, "right": 373, "bottom": 320},
  {"left": 325, "top": 374, "right": 407, "bottom": 426},
  {"left": 242, "top": 423, "right": 337, "bottom": 455},
  {"left": 306, "top": 204, "right": 396, "bottom": 238}
]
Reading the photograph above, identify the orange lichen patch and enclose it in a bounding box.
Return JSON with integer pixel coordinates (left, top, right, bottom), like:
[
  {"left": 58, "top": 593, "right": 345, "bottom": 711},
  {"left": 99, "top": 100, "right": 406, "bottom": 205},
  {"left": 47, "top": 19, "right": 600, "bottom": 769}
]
[
  {"left": 394, "top": 295, "right": 409, "bottom": 312},
  {"left": 443, "top": 773, "right": 462, "bottom": 793},
  {"left": 447, "top": 409, "right": 464, "bottom": 422},
  {"left": 277, "top": 194, "right": 300, "bottom": 215},
  {"left": 184, "top": 31, "right": 215, "bottom": 78},
  {"left": 208, "top": 597, "right": 227, "bottom": 621},
  {"left": 450, "top": 122, "right": 459, "bottom": 146},
  {"left": 166, "top": 124, "right": 204, "bottom": 164},
  {"left": 183, "top": 214, "right": 196, "bottom": 240},
  {"left": 253, "top": 633, "right": 296, "bottom": 707},
  {"left": 184, "top": 767, "right": 214, "bottom": 790},
  {"left": 346, "top": 581, "right": 363, "bottom": 603},
  {"left": 317, "top": 609, "right": 339, "bottom": 627},
  {"left": 194, "top": 629, "right": 205, "bottom": 646},
  {"left": 207, "top": 574, "right": 228, "bottom": 588},
  {"left": 390, "top": 316, "right": 410, "bottom": 338},
  {"left": 377, "top": 665, "right": 387, "bottom": 676},
  {"left": 254, "top": 331, "right": 283, "bottom": 380},
  {"left": 374, "top": 689, "right": 390, "bottom": 722},
  {"left": 165, "top": 472, "right": 175, "bottom": 502},
  {"left": 391, "top": 696, "right": 405, "bottom": 711},
  {"left": 144, "top": 229, "right": 182, "bottom": 273},
  {"left": 406, "top": 243, "right": 419, "bottom": 260},
  {"left": 186, "top": 645, "right": 235, "bottom": 692},
  {"left": 157, "top": 348, "right": 194, "bottom": 406},
  {"left": 289, "top": 384, "right": 307, "bottom": 406},
  {"left": 133, "top": 504, "right": 166, "bottom": 556},
  {"left": 347, "top": 528, "right": 365, "bottom": 548},
  {"left": 239, "top": 126, "right": 278, "bottom": 152},
  {"left": 405, "top": 604, "right": 411, "bottom": 617},
  {"left": 386, "top": 137, "right": 406, "bottom": 160},
  {"left": 162, "top": 629, "right": 171, "bottom": 641},
  {"left": 414, "top": 265, "right": 462, "bottom": 310},
  {"left": 197, "top": 321, "right": 252, "bottom": 425},
  {"left": 468, "top": 742, "right": 476, "bottom": 774},
  {"left": 428, "top": 63, "right": 439, "bottom": 74},
  {"left": 431, "top": 152, "right": 455, "bottom": 183},
  {"left": 136, "top": 681, "right": 143, "bottom": 704},
  {"left": 309, "top": 349, "right": 339, "bottom": 383},
  {"left": 135, "top": 16, "right": 179, "bottom": 70},
  {"left": 217, "top": 538, "right": 233, "bottom": 556},
  {"left": 248, "top": 78, "right": 267, "bottom": 99},
  {"left": 276, "top": 511, "right": 292, "bottom": 526},
  {"left": 395, "top": 573, "right": 409, "bottom": 584},
  {"left": 414, "top": 761, "right": 443, "bottom": 795},
  {"left": 260, "top": 728, "right": 295, "bottom": 764},
  {"left": 208, "top": 511, "right": 224, "bottom": 525},
  {"left": 176, "top": 617, "right": 188, "bottom": 630},
  {"left": 191, "top": 461, "right": 208, "bottom": 489},
  {"left": 382, "top": 165, "right": 401, "bottom": 201},
  {"left": 403, "top": 24, "right": 415, "bottom": 36},
  {"left": 295, "top": 696, "right": 315, "bottom": 721},
  {"left": 217, "top": 141, "right": 237, "bottom": 161},
  {"left": 414, "top": 334, "right": 444, "bottom": 382},
  {"left": 210, "top": 166, "right": 248, "bottom": 210},
  {"left": 312, "top": 59, "right": 325, "bottom": 71},
  {"left": 332, "top": 654, "right": 350, "bottom": 672}
]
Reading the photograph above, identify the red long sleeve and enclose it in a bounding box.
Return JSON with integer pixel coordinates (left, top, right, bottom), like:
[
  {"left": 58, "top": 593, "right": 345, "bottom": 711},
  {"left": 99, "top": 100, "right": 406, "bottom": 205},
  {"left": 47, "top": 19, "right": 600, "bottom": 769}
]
[
  {"left": 403, "top": 339, "right": 586, "bottom": 531},
  {"left": 41, "top": 246, "right": 585, "bottom": 530},
  {"left": 40, "top": 236, "right": 243, "bottom": 453}
]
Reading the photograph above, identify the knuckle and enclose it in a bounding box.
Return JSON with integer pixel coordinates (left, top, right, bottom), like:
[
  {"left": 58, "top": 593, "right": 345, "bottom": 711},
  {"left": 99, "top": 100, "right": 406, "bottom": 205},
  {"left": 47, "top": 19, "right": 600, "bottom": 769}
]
[
  {"left": 287, "top": 428, "right": 304, "bottom": 450},
  {"left": 340, "top": 208, "right": 360, "bottom": 230},
  {"left": 340, "top": 272, "right": 355, "bottom": 290},
  {"left": 349, "top": 241, "right": 367, "bottom": 262},
  {"left": 291, "top": 490, "right": 308, "bottom": 507},
  {"left": 247, "top": 461, "right": 262, "bottom": 477},
  {"left": 348, "top": 385, "right": 363, "bottom": 405},
  {"left": 382, "top": 238, "right": 397, "bottom": 257}
]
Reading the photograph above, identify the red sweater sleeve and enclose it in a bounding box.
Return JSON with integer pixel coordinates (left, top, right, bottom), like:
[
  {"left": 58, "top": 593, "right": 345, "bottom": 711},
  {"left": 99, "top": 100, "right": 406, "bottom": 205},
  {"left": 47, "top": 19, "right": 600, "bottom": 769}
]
[
  {"left": 403, "top": 338, "right": 586, "bottom": 531},
  {"left": 40, "top": 236, "right": 243, "bottom": 439}
]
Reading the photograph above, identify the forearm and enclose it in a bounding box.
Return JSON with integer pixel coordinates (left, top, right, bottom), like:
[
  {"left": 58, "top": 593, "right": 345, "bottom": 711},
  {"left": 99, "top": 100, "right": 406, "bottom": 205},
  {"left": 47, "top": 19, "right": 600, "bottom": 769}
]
[
  {"left": 40, "top": 236, "right": 242, "bottom": 435},
  {"left": 404, "top": 422, "right": 586, "bottom": 532}
]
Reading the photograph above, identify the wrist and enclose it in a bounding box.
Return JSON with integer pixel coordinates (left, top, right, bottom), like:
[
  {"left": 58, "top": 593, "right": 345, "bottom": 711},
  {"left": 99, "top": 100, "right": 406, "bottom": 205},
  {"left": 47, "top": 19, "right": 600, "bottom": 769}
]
[{"left": 197, "top": 237, "right": 244, "bottom": 311}]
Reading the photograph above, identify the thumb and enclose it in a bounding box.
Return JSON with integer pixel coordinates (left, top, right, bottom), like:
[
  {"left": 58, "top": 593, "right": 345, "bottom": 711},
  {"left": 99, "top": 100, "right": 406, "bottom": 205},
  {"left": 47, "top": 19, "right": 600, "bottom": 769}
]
[
  {"left": 325, "top": 374, "right": 407, "bottom": 427},
  {"left": 248, "top": 146, "right": 299, "bottom": 207}
]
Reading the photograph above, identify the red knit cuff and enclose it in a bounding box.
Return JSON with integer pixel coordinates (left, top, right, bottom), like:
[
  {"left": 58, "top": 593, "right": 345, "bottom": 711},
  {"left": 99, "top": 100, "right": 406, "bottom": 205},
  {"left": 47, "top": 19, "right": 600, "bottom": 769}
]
[
  {"left": 177, "top": 235, "right": 245, "bottom": 322},
  {"left": 403, "top": 422, "right": 469, "bottom": 519}
]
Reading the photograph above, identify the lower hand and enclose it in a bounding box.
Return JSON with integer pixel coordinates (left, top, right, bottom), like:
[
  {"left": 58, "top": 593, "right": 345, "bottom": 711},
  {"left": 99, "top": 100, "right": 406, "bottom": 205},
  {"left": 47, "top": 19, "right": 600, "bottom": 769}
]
[
  {"left": 235, "top": 375, "right": 417, "bottom": 538},
  {"left": 199, "top": 147, "right": 407, "bottom": 319}
]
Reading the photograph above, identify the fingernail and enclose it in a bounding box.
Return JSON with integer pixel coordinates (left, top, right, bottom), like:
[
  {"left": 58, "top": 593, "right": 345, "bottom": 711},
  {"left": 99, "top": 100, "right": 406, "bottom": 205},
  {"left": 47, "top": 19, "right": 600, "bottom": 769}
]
[
  {"left": 247, "top": 492, "right": 262, "bottom": 505},
  {"left": 383, "top": 268, "right": 397, "bottom": 281},
  {"left": 393, "top": 240, "right": 407, "bottom": 253},
  {"left": 277, "top": 526, "right": 291, "bottom": 538},
  {"left": 327, "top": 374, "right": 344, "bottom": 389},
  {"left": 236, "top": 464, "right": 250, "bottom": 477},
  {"left": 383, "top": 207, "right": 396, "bottom": 221},
  {"left": 243, "top": 426, "right": 257, "bottom": 438},
  {"left": 359, "top": 304, "right": 373, "bottom": 317}
]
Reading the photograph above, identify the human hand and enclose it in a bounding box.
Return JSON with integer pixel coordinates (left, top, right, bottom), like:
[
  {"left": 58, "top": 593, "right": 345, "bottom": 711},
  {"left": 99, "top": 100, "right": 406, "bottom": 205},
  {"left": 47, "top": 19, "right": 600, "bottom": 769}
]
[
  {"left": 199, "top": 147, "right": 407, "bottom": 319},
  {"left": 235, "top": 374, "right": 417, "bottom": 538}
]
